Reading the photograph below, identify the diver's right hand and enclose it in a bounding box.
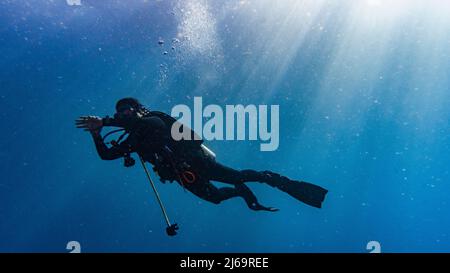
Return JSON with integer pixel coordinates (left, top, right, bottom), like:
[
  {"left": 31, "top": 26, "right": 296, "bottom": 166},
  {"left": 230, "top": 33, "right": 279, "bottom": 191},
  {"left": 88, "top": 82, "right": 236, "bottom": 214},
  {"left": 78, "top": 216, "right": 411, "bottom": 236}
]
[{"left": 75, "top": 116, "right": 103, "bottom": 133}]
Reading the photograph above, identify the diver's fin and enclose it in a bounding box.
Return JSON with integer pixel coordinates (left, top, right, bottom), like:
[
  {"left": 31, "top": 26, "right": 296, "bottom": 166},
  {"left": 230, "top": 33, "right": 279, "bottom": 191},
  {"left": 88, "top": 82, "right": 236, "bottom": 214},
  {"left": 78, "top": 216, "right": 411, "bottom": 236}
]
[
  {"left": 278, "top": 180, "right": 328, "bottom": 208},
  {"left": 261, "top": 171, "right": 328, "bottom": 208}
]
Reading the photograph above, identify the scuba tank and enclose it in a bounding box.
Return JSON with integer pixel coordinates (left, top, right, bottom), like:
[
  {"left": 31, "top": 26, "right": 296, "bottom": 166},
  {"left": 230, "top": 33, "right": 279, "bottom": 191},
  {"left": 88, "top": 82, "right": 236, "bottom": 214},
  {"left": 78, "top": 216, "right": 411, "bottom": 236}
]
[
  {"left": 146, "top": 110, "right": 204, "bottom": 153},
  {"left": 200, "top": 144, "right": 216, "bottom": 161}
]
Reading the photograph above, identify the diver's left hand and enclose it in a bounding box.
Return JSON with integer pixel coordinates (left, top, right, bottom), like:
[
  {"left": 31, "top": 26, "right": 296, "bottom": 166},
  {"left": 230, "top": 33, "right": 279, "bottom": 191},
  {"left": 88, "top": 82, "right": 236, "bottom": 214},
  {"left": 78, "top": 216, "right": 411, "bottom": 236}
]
[{"left": 75, "top": 116, "right": 103, "bottom": 133}]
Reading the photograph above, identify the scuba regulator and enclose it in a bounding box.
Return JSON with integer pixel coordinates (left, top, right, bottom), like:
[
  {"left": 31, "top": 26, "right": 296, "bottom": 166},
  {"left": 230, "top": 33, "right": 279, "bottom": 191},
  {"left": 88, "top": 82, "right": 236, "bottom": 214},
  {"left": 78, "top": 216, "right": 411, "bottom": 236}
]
[{"left": 102, "top": 128, "right": 135, "bottom": 168}]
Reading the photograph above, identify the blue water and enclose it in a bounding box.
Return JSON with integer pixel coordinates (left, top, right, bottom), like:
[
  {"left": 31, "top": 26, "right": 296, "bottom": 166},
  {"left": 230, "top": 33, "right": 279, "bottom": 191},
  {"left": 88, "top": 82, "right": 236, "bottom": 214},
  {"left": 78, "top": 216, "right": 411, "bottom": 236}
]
[{"left": 1, "top": 0, "right": 449, "bottom": 253}]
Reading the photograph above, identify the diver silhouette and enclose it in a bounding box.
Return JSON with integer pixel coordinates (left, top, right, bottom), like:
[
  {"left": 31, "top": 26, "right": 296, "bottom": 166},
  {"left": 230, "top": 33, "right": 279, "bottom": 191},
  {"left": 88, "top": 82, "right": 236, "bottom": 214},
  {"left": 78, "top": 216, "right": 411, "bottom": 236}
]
[{"left": 76, "top": 98, "right": 328, "bottom": 213}]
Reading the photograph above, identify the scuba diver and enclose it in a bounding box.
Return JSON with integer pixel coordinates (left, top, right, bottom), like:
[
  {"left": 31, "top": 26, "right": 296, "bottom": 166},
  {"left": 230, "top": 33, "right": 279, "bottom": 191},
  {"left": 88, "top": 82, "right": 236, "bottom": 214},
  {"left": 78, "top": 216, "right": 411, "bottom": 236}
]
[{"left": 76, "top": 98, "right": 328, "bottom": 216}]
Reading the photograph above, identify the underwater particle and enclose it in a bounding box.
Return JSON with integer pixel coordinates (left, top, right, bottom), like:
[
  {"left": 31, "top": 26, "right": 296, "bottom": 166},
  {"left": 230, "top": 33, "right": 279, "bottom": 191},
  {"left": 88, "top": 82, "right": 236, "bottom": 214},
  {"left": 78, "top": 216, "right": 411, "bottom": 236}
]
[
  {"left": 98, "top": 47, "right": 102, "bottom": 51},
  {"left": 158, "top": 38, "right": 164, "bottom": 46},
  {"left": 158, "top": 63, "right": 169, "bottom": 86}
]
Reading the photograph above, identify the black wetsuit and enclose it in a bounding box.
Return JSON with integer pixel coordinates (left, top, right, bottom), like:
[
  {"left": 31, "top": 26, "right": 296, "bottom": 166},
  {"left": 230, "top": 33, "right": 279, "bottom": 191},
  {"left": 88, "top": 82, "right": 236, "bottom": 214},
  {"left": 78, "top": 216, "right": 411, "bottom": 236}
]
[
  {"left": 91, "top": 112, "right": 328, "bottom": 210},
  {"left": 92, "top": 114, "right": 274, "bottom": 210}
]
